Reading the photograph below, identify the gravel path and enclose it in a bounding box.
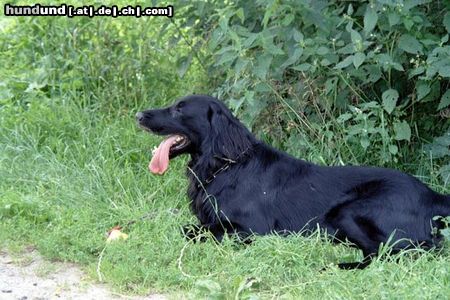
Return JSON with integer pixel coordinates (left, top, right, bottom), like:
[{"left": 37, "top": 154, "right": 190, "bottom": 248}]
[{"left": 0, "top": 248, "right": 166, "bottom": 300}]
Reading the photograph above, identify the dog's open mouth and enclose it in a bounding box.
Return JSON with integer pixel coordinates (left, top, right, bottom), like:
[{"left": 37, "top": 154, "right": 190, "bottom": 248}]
[{"left": 149, "top": 134, "right": 190, "bottom": 175}]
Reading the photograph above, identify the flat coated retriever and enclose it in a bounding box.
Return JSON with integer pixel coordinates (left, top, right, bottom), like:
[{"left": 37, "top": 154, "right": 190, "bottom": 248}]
[{"left": 136, "top": 94, "right": 450, "bottom": 269}]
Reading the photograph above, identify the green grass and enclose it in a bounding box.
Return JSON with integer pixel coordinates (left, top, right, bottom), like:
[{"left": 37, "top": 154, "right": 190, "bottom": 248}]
[
  {"left": 1, "top": 6, "right": 450, "bottom": 299},
  {"left": 1, "top": 108, "right": 450, "bottom": 299}
]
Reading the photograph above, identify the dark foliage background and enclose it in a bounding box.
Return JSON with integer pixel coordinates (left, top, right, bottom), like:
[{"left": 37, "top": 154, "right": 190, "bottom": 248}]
[{"left": 173, "top": 0, "right": 450, "bottom": 183}]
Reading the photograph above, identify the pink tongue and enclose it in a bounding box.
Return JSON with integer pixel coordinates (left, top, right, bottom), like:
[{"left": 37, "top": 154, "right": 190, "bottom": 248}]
[{"left": 149, "top": 136, "right": 179, "bottom": 175}]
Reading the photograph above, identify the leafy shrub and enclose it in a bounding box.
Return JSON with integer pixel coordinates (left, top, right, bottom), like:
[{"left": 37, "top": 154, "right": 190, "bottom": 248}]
[
  {"left": 176, "top": 0, "right": 450, "bottom": 171},
  {"left": 425, "top": 128, "right": 450, "bottom": 184},
  {"left": 0, "top": 13, "right": 205, "bottom": 116}
]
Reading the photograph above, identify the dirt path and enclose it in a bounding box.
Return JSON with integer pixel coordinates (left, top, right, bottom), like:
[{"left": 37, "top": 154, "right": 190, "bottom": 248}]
[{"left": 0, "top": 248, "right": 166, "bottom": 300}]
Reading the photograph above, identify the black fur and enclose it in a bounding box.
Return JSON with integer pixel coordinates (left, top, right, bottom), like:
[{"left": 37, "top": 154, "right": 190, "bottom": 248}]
[{"left": 137, "top": 95, "right": 450, "bottom": 269}]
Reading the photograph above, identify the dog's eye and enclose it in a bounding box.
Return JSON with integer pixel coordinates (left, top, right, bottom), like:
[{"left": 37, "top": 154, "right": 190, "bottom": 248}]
[{"left": 172, "top": 101, "right": 185, "bottom": 117}]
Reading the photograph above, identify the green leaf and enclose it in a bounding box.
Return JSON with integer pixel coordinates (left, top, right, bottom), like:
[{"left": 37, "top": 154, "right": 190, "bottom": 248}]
[
  {"left": 219, "top": 16, "right": 229, "bottom": 32},
  {"left": 317, "top": 46, "right": 330, "bottom": 56},
  {"left": 389, "top": 144, "right": 399, "bottom": 155},
  {"left": 438, "top": 90, "right": 450, "bottom": 111},
  {"left": 262, "top": 35, "right": 284, "bottom": 55},
  {"left": 292, "top": 29, "right": 304, "bottom": 43},
  {"left": 382, "top": 88, "right": 399, "bottom": 114},
  {"left": 404, "top": 19, "right": 414, "bottom": 31},
  {"left": 441, "top": 227, "right": 450, "bottom": 241},
  {"left": 337, "top": 113, "right": 352, "bottom": 123},
  {"left": 281, "top": 48, "right": 303, "bottom": 69},
  {"left": 347, "top": 4, "right": 354, "bottom": 15},
  {"left": 325, "top": 77, "right": 338, "bottom": 95},
  {"left": 346, "top": 20, "right": 354, "bottom": 33},
  {"left": 254, "top": 53, "right": 273, "bottom": 79},
  {"left": 364, "top": 7, "right": 378, "bottom": 34},
  {"left": 416, "top": 81, "right": 431, "bottom": 101},
  {"left": 353, "top": 52, "right": 366, "bottom": 69},
  {"left": 444, "top": 12, "right": 450, "bottom": 33},
  {"left": 394, "top": 121, "right": 411, "bottom": 141},
  {"left": 228, "top": 29, "right": 240, "bottom": 46},
  {"left": 376, "top": 53, "right": 393, "bottom": 65},
  {"left": 320, "top": 58, "right": 332, "bottom": 66},
  {"left": 350, "top": 30, "right": 363, "bottom": 45},
  {"left": 434, "top": 133, "right": 450, "bottom": 148},
  {"left": 208, "top": 30, "right": 223, "bottom": 51},
  {"left": 291, "top": 63, "right": 311, "bottom": 72},
  {"left": 176, "top": 54, "right": 193, "bottom": 78},
  {"left": 398, "top": 34, "right": 423, "bottom": 54},
  {"left": 388, "top": 12, "right": 400, "bottom": 26},
  {"left": 425, "top": 130, "right": 450, "bottom": 158},
  {"left": 254, "top": 82, "right": 271, "bottom": 92},
  {"left": 392, "top": 63, "right": 404, "bottom": 72},
  {"left": 425, "top": 63, "right": 439, "bottom": 79},
  {"left": 422, "top": 81, "right": 441, "bottom": 103},
  {"left": 363, "top": 65, "right": 381, "bottom": 83},
  {"left": 301, "top": 7, "right": 327, "bottom": 30},
  {"left": 228, "top": 97, "right": 245, "bottom": 112},
  {"left": 408, "top": 66, "right": 425, "bottom": 79},
  {"left": 404, "top": 0, "right": 431, "bottom": 10},
  {"left": 360, "top": 137, "right": 370, "bottom": 149},
  {"left": 403, "top": 0, "right": 432, "bottom": 11},
  {"left": 243, "top": 34, "right": 258, "bottom": 48},
  {"left": 215, "top": 45, "right": 233, "bottom": 55},
  {"left": 438, "top": 65, "right": 450, "bottom": 78},
  {"left": 195, "top": 279, "right": 222, "bottom": 294},
  {"left": 215, "top": 50, "right": 236, "bottom": 66},
  {"left": 234, "top": 58, "right": 249, "bottom": 75},
  {"left": 376, "top": 53, "right": 399, "bottom": 71},
  {"left": 236, "top": 8, "right": 245, "bottom": 23},
  {"left": 337, "top": 43, "right": 355, "bottom": 54},
  {"left": 262, "top": 0, "right": 277, "bottom": 28},
  {"left": 439, "top": 164, "right": 450, "bottom": 184},
  {"left": 282, "top": 14, "right": 295, "bottom": 26},
  {"left": 334, "top": 55, "right": 354, "bottom": 69}
]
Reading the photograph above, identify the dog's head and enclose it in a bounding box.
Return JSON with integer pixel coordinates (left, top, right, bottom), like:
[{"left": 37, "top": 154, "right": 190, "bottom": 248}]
[{"left": 136, "top": 95, "right": 253, "bottom": 174}]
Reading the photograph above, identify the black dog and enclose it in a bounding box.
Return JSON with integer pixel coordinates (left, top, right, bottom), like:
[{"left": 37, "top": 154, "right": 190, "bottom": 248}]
[{"left": 136, "top": 95, "right": 450, "bottom": 269}]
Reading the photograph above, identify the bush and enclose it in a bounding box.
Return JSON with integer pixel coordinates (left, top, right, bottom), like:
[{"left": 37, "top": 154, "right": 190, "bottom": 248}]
[
  {"left": 0, "top": 13, "right": 206, "bottom": 115},
  {"left": 175, "top": 0, "right": 450, "bottom": 177}
]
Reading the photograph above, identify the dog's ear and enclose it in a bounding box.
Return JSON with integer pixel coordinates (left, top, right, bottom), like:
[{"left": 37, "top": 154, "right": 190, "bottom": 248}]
[{"left": 208, "top": 101, "right": 252, "bottom": 159}]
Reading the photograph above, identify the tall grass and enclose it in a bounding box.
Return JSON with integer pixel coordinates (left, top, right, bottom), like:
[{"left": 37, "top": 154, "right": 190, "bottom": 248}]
[{"left": 1, "top": 5, "right": 450, "bottom": 299}]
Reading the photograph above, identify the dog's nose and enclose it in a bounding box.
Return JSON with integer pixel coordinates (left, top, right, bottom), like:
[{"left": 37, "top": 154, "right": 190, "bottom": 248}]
[{"left": 136, "top": 112, "right": 144, "bottom": 122}]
